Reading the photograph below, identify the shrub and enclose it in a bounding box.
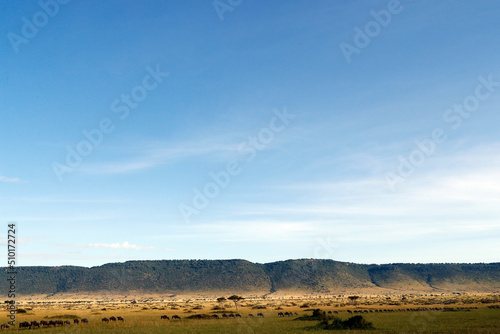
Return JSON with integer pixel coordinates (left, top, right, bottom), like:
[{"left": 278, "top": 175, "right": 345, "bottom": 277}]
[
  {"left": 319, "top": 315, "right": 374, "bottom": 330},
  {"left": 343, "top": 315, "right": 374, "bottom": 329},
  {"left": 295, "top": 309, "right": 327, "bottom": 321}
]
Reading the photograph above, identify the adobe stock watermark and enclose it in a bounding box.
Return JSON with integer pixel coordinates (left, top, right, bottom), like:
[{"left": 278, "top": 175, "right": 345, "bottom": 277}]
[
  {"left": 105, "top": 267, "right": 134, "bottom": 297},
  {"left": 235, "top": 314, "right": 264, "bottom": 334},
  {"left": 314, "top": 235, "right": 339, "bottom": 259},
  {"left": 385, "top": 73, "right": 499, "bottom": 190},
  {"left": 7, "top": 0, "right": 72, "bottom": 54},
  {"left": 213, "top": 0, "right": 242, "bottom": 21},
  {"left": 340, "top": 0, "right": 406, "bottom": 64},
  {"left": 405, "top": 278, "right": 464, "bottom": 333},
  {"left": 178, "top": 107, "right": 295, "bottom": 223},
  {"left": 52, "top": 64, "right": 169, "bottom": 182}
]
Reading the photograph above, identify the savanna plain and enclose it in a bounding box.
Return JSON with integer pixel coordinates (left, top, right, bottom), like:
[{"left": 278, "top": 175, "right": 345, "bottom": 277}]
[{"left": 3, "top": 293, "right": 499, "bottom": 333}]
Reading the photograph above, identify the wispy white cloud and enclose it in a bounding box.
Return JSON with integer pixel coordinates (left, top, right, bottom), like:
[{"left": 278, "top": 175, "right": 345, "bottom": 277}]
[
  {"left": 0, "top": 196, "right": 129, "bottom": 204},
  {"left": 184, "top": 142, "right": 500, "bottom": 248},
  {"left": 0, "top": 236, "right": 51, "bottom": 246},
  {"left": 80, "top": 136, "right": 243, "bottom": 175},
  {"left": 0, "top": 175, "right": 22, "bottom": 182},
  {"left": 88, "top": 241, "right": 155, "bottom": 250},
  {"left": 184, "top": 220, "right": 319, "bottom": 243},
  {"left": 79, "top": 118, "right": 299, "bottom": 176},
  {"left": 64, "top": 241, "right": 173, "bottom": 251}
]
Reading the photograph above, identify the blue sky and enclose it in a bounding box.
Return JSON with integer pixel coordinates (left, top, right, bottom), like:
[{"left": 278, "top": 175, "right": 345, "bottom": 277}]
[{"left": 1, "top": 0, "right": 499, "bottom": 267}]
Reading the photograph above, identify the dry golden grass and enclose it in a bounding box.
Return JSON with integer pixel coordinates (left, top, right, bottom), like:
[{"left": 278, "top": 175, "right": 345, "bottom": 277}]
[{"left": 1, "top": 293, "right": 499, "bottom": 333}]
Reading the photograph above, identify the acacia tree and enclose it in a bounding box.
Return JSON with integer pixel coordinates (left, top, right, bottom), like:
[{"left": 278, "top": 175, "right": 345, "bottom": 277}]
[
  {"left": 348, "top": 295, "right": 360, "bottom": 307},
  {"left": 228, "top": 295, "right": 244, "bottom": 311}
]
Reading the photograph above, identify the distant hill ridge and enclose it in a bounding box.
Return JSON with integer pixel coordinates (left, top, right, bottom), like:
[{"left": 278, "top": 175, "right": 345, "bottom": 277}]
[{"left": 2, "top": 259, "right": 499, "bottom": 295}]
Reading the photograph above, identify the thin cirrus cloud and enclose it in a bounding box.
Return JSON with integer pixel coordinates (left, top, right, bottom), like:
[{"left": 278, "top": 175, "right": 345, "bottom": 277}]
[
  {"left": 198, "top": 142, "right": 500, "bottom": 244},
  {"left": 0, "top": 175, "right": 21, "bottom": 182},
  {"left": 63, "top": 241, "right": 174, "bottom": 251},
  {"left": 79, "top": 137, "right": 243, "bottom": 175},
  {"left": 78, "top": 120, "right": 299, "bottom": 176}
]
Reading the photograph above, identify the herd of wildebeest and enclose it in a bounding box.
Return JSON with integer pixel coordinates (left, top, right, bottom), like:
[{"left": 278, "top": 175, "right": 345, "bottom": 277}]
[
  {"left": 2, "top": 318, "right": 89, "bottom": 330},
  {"left": 0, "top": 305, "right": 485, "bottom": 330}
]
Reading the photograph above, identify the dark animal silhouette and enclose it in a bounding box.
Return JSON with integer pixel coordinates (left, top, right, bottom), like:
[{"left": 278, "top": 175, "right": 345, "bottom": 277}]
[{"left": 19, "top": 321, "right": 31, "bottom": 329}]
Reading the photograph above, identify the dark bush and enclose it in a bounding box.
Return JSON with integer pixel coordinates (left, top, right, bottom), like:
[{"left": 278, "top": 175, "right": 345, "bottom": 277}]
[
  {"left": 295, "top": 309, "right": 328, "bottom": 321},
  {"left": 319, "top": 315, "right": 374, "bottom": 330}
]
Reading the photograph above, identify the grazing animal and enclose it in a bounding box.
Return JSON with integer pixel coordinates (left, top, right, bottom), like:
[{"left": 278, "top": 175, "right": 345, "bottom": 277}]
[
  {"left": 0, "top": 323, "right": 9, "bottom": 329},
  {"left": 327, "top": 311, "right": 332, "bottom": 314},
  {"left": 64, "top": 320, "right": 71, "bottom": 325},
  {"left": 172, "top": 315, "right": 181, "bottom": 320},
  {"left": 40, "top": 320, "right": 49, "bottom": 327},
  {"left": 19, "top": 321, "right": 32, "bottom": 329},
  {"left": 248, "top": 314, "right": 254, "bottom": 317},
  {"left": 211, "top": 314, "right": 219, "bottom": 319},
  {"left": 81, "top": 318, "right": 89, "bottom": 324},
  {"left": 109, "top": 316, "right": 117, "bottom": 322},
  {"left": 278, "top": 312, "right": 284, "bottom": 317},
  {"left": 31, "top": 321, "right": 40, "bottom": 328},
  {"left": 161, "top": 315, "right": 169, "bottom": 320},
  {"left": 228, "top": 314, "right": 235, "bottom": 318},
  {"left": 257, "top": 313, "right": 264, "bottom": 318},
  {"left": 235, "top": 313, "right": 241, "bottom": 318},
  {"left": 102, "top": 317, "right": 109, "bottom": 323},
  {"left": 222, "top": 313, "right": 228, "bottom": 318},
  {"left": 74, "top": 319, "right": 80, "bottom": 324},
  {"left": 294, "top": 312, "right": 298, "bottom": 315},
  {"left": 117, "top": 316, "right": 124, "bottom": 322}
]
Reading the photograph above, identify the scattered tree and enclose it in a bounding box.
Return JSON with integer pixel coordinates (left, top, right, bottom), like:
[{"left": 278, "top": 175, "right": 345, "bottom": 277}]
[
  {"left": 348, "top": 295, "right": 360, "bottom": 307},
  {"left": 228, "top": 295, "right": 244, "bottom": 310}
]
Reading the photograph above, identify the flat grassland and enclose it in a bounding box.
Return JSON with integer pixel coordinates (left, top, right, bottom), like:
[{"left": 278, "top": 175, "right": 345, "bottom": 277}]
[{"left": 2, "top": 294, "right": 499, "bottom": 333}]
